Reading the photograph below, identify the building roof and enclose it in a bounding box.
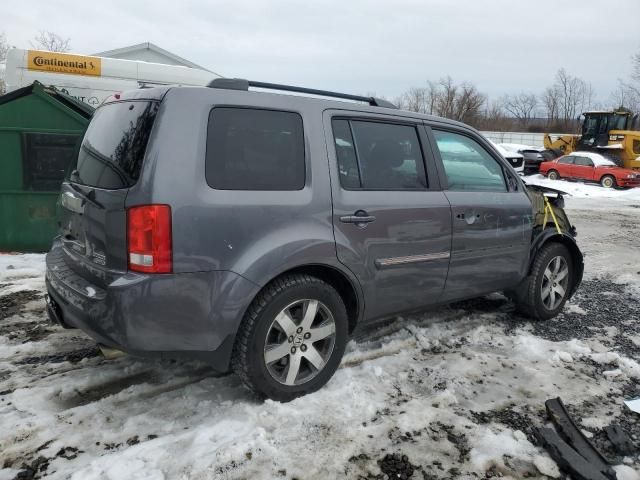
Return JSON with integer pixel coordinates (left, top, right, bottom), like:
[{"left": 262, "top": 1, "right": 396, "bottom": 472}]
[
  {"left": 93, "top": 42, "right": 212, "bottom": 72},
  {"left": 0, "top": 81, "right": 94, "bottom": 118}
]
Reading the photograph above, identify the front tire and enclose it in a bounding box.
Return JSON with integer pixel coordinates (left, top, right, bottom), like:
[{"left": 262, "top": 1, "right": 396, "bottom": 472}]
[
  {"left": 547, "top": 170, "right": 560, "bottom": 180},
  {"left": 513, "top": 243, "right": 574, "bottom": 320},
  {"left": 600, "top": 175, "right": 616, "bottom": 188},
  {"left": 232, "top": 274, "right": 348, "bottom": 402}
]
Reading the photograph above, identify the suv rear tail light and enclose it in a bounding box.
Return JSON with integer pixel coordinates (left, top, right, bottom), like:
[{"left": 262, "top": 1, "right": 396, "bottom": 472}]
[{"left": 127, "top": 205, "right": 172, "bottom": 273}]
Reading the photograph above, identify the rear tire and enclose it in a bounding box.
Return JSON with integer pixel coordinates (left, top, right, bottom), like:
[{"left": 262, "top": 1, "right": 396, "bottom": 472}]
[
  {"left": 513, "top": 243, "right": 574, "bottom": 320},
  {"left": 231, "top": 274, "right": 348, "bottom": 402},
  {"left": 600, "top": 175, "right": 616, "bottom": 188},
  {"left": 547, "top": 170, "right": 560, "bottom": 180}
]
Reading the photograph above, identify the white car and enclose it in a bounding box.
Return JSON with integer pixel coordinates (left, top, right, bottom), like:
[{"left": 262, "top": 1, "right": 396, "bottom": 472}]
[
  {"left": 490, "top": 141, "right": 524, "bottom": 174},
  {"left": 498, "top": 143, "right": 548, "bottom": 174}
]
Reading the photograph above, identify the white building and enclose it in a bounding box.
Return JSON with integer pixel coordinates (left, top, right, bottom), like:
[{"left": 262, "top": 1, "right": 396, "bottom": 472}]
[{"left": 94, "top": 42, "right": 215, "bottom": 72}]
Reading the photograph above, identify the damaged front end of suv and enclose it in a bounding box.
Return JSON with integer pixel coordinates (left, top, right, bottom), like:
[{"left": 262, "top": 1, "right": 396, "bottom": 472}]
[
  {"left": 506, "top": 184, "right": 585, "bottom": 317},
  {"left": 527, "top": 184, "right": 575, "bottom": 237},
  {"left": 527, "top": 184, "right": 584, "bottom": 295}
]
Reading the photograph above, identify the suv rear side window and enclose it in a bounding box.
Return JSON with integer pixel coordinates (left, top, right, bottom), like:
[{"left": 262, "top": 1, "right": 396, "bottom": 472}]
[
  {"left": 433, "top": 130, "right": 507, "bottom": 192},
  {"left": 206, "top": 108, "right": 305, "bottom": 190},
  {"left": 73, "top": 101, "right": 159, "bottom": 189},
  {"left": 331, "top": 119, "right": 427, "bottom": 190}
]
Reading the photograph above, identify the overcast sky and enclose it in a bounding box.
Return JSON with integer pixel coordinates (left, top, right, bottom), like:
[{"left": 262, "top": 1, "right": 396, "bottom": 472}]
[{"left": 5, "top": 0, "right": 639, "bottom": 103}]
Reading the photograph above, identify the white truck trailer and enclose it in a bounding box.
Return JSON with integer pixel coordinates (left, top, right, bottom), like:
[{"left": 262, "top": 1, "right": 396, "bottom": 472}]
[{"left": 5, "top": 49, "right": 220, "bottom": 107}]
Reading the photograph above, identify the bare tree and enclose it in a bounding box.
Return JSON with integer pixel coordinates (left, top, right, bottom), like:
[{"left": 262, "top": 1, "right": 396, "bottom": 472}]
[
  {"left": 0, "top": 32, "right": 9, "bottom": 95},
  {"left": 611, "top": 80, "right": 640, "bottom": 112},
  {"left": 31, "top": 31, "right": 71, "bottom": 52},
  {"left": 633, "top": 51, "right": 640, "bottom": 83},
  {"left": 557, "top": 69, "right": 586, "bottom": 125},
  {"left": 484, "top": 99, "right": 504, "bottom": 121},
  {"left": 452, "top": 82, "right": 486, "bottom": 124},
  {"left": 608, "top": 50, "right": 640, "bottom": 112},
  {"left": 425, "top": 81, "right": 439, "bottom": 115},
  {"left": 546, "top": 68, "right": 590, "bottom": 130},
  {"left": 541, "top": 86, "right": 560, "bottom": 124},
  {"left": 0, "top": 32, "right": 8, "bottom": 62},
  {"left": 398, "top": 77, "right": 486, "bottom": 126},
  {"left": 501, "top": 92, "right": 538, "bottom": 126},
  {"left": 434, "top": 76, "right": 457, "bottom": 119},
  {"left": 400, "top": 87, "right": 429, "bottom": 113}
]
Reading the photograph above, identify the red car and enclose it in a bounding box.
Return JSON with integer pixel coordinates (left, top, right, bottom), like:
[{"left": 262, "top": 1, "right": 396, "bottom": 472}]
[{"left": 539, "top": 151, "right": 640, "bottom": 188}]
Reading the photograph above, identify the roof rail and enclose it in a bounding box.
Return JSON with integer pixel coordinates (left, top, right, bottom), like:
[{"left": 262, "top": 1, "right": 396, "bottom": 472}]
[{"left": 207, "top": 78, "right": 398, "bottom": 109}]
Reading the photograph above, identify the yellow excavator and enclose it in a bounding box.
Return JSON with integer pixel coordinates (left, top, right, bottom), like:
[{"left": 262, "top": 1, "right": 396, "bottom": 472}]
[{"left": 544, "top": 110, "right": 640, "bottom": 170}]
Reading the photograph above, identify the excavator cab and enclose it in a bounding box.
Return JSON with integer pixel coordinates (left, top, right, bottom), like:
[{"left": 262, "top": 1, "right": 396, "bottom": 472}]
[{"left": 577, "top": 111, "right": 631, "bottom": 150}]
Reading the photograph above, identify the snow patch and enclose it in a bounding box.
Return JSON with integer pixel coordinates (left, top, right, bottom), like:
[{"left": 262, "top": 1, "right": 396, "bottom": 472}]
[
  {"left": 470, "top": 429, "right": 537, "bottom": 473},
  {"left": 614, "top": 465, "right": 640, "bottom": 480},
  {"left": 533, "top": 454, "right": 561, "bottom": 478}
]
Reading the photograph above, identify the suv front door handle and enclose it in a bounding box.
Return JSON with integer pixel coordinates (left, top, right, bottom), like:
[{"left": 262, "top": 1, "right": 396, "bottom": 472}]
[
  {"left": 455, "top": 211, "right": 482, "bottom": 225},
  {"left": 340, "top": 210, "right": 376, "bottom": 227}
]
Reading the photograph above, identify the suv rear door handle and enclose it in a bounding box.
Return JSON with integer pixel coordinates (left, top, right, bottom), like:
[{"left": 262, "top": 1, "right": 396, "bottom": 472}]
[{"left": 340, "top": 210, "right": 376, "bottom": 226}]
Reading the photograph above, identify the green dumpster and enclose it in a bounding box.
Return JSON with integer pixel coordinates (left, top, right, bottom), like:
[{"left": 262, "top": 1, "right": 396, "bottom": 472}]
[{"left": 0, "top": 81, "right": 93, "bottom": 252}]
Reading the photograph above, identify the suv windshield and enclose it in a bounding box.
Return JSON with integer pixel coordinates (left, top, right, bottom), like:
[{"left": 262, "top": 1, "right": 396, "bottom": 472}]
[{"left": 71, "top": 101, "right": 159, "bottom": 189}]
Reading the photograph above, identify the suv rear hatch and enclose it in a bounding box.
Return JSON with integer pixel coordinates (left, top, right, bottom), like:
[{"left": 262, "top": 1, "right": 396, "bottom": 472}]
[{"left": 58, "top": 99, "right": 159, "bottom": 288}]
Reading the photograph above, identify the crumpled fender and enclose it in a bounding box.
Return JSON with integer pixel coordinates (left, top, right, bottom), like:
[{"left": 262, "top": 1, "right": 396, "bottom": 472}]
[{"left": 530, "top": 229, "right": 584, "bottom": 298}]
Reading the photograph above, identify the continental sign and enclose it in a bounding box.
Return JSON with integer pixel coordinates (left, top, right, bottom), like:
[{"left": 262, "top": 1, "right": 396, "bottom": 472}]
[{"left": 27, "top": 50, "right": 102, "bottom": 77}]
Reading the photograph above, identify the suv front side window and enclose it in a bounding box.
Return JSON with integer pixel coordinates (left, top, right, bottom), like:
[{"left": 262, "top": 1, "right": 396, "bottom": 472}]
[
  {"left": 331, "top": 119, "right": 427, "bottom": 190},
  {"left": 432, "top": 130, "right": 507, "bottom": 192}
]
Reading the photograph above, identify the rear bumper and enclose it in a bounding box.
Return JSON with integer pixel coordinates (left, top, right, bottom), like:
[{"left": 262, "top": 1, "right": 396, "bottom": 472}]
[
  {"left": 45, "top": 241, "right": 260, "bottom": 370},
  {"left": 524, "top": 160, "right": 544, "bottom": 173}
]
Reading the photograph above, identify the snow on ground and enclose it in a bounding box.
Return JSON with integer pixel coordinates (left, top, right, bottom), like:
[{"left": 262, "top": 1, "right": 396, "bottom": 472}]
[
  {"left": 524, "top": 174, "right": 640, "bottom": 201},
  {"left": 0, "top": 190, "right": 639, "bottom": 479}
]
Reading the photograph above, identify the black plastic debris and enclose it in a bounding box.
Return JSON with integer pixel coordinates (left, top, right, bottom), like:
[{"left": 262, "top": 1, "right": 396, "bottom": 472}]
[
  {"left": 604, "top": 425, "right": 636, "bottom": 456},
  {"left": 537, "top": 428, "right": 612, "bottom": 480},
  {"left": 536, "top": 397, "right": 617, "bottom": 480},
  {"left": 546, "top": 398, "right": 616, "bottom": 478}
]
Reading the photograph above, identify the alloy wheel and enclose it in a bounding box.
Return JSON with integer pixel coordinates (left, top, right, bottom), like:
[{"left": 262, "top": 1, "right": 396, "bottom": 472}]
[
  {"left": 263, "top": 299, "right": 336, "bottom": 386},
  {"left": 541, "top": 256, "right": 569, "bottom": 310}
]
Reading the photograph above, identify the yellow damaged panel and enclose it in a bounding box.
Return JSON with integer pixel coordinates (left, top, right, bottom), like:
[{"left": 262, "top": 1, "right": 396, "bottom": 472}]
[{"left": 27, "top": 50, "right": 102, "bottom": 77}]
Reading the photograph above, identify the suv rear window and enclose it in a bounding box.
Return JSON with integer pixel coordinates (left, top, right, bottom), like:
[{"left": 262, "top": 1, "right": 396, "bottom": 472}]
[
  {"left": 206, "top": 108, "right": 305, "bottom": 190},
  {"left": 72, "top": 101, "right": 159, "bottom": 189}
]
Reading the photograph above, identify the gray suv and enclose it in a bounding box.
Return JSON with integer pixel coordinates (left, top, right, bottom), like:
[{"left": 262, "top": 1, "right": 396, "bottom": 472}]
[{"left": 45, "top": 79, "right": 583, "bottom": 401}]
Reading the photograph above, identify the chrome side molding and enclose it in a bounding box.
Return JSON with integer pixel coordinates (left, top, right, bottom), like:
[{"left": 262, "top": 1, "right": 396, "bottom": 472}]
[{"left": 375, "top": 251, "right": 450, "bottom": 268}]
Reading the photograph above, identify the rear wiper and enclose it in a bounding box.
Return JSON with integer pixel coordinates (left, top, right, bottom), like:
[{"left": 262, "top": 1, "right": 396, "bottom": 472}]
[
  {"left": 70, "top": 169, "right": 82, "bottom": 182},
  {"left": 66, "top": 181, "right": 104, "bottom": 210}
]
